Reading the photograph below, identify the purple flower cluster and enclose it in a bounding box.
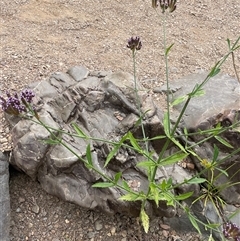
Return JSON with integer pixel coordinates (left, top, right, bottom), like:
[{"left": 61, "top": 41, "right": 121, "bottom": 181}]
[
  {"left": 21, "top": 89, "right": 35, "bottom": 103},
  {"left": 223, "top": 222, "right": 240, "bottom": 241},
  {"left": 127, "top": 36, "right": 142, "bottom": 52},
  {"left": 0, "top": 89, "right": 35, "bottom": 115}
]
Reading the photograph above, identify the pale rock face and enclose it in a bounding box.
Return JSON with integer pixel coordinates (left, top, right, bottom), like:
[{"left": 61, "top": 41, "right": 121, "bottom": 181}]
[{"left": 6, "top": 67, "right": 240, "bottom": 239}]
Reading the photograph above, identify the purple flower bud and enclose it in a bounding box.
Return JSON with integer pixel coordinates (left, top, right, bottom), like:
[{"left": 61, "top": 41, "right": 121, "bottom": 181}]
[
  {"left": 20, "top": 89, "right": 35, "bottom": 103},
  {"left": 152, "top": 0, "right": 177, "bottom": 13},
  {"left": 127, "top": 36, "right": 142, "bottom": 51}
]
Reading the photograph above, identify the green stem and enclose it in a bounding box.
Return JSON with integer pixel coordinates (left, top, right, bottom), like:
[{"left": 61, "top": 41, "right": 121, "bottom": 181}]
[{"left": 132, "top": 49, "right": 149, "bottom": 155}]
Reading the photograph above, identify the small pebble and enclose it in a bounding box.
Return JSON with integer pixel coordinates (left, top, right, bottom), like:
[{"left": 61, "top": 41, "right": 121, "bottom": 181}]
[
  {"left": 94, "top": 219, "right": 103, "bottom": 231},
  {"left": 19, "top": 197, "right": 25, "bottom": 203},
  {"left": 160, "top": 223, "right": 170, "bottom": 230},
  {"left": 87, "top": 231, "right": 95, "bottom": 239},
  {"left": 65, "top": 219, "right": 70, "bottom": 224},
  {"left": 111, "top": 227, "right": 116, "bottom": 235},
  {"left": 31, "top": 204, "right": 40, "bottom": 214},
  {"left": 16, "top": 207, "right": 21, "bottom": 213}
]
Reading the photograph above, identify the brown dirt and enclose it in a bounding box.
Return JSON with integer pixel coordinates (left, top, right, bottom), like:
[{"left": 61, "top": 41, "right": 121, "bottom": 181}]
[{"left": 1, "top": 0, "right": 240, "bottom": 240}]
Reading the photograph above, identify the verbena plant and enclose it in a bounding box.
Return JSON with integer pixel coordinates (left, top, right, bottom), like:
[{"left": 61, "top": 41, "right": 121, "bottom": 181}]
[{"left": 1, "top": 0, "right": 240, "bottom": 240}]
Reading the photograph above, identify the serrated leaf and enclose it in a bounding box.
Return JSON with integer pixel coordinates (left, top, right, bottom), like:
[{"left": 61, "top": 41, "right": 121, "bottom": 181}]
[
  {"left": 114, "top": 172, "right": 122, "bottom": 184},
  {"left": 175, "top": 192, "right": 193, "bottom": 201},
  {"left": 119, "top": 193, "right": 143, "bottom": 201},
  {"left": 149, "top": 183, "right": 159, "bottom": 207},
  {"left": 171, "top": 95, "right": 188, "bottom": 106},
  {"left": 92, "top": 182, "right": 114, "bottom": 188},
  {"left": 188, "top": 213, "right": 201, "bottom": 234},
  {"left": 104, "top": 134, "right": 128, "bottom": 167},
  {"left": 160, "top": 152, "right": 188, "bottom": 166},
  {"left": 86, "top": 144, "right": 93, "bottom": 166},
  {"left": 72, "top": 123, "right": 87, "bottom": 138},
  {"left": 165, "top": 43, "right": 174, "bottom": 56},
  {"left": 186, "top": 177, "right": 206, "bottom": 184},
  {"left": 214, "top": 136, "right": 233, "bottom": 148},
  {"left": 140, "top": 209, "right": 149, "bottom": 233}
]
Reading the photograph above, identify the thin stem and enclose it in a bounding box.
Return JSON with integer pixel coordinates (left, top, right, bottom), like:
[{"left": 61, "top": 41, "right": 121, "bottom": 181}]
[
  {"left": 163, "top": 12, "right": 171, "bottom": 132},
  {"left": 231, "top": 51, "right": 239, "bottom": 83},
  {"left": 132, "top": 50, "right": 149, "bottom": 155}
]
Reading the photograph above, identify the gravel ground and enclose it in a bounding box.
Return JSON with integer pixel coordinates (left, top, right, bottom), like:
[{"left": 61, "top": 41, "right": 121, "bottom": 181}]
[{"left": 1, "top": 0, "right": 240, "bottom": 240}]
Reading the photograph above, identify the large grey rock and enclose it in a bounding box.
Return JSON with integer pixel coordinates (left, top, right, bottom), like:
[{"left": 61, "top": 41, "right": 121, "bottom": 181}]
[{"left": 8, "top": 67, "right": 197, "bottom": 219}]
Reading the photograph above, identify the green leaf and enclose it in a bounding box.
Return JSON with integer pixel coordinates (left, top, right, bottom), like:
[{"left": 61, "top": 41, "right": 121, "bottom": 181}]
[
  {"left": 190, "top": 88, "right": 205, "bottom": 98},
  {"left": 148, "top": 135, "right": 166, "bottom": 141},
  {"left": 188, "top": 213, "right": 201, "bottom": 234},
  {"left": 171, "top": 95, "right": 188, "bottom": 106},
  {"left": 137, "top": 161, "right": 156, "bottom": 168},
  {"left": 165, "top": 43, "right": 174, "bottom": 56},
  {"left": 140, "top": 209, "right": 149, "bottom": 233},
  {"left": 72, "top": 123, "right": 87, "bottom": 138},
  {"left": 212, "top": 144, "right": 219, "bottom": 163},
  {"left": 159, "top": 179, "right": 168, "bottom": 190},
  {"left": 175, "top": 192, "right": 193, "bottom": 201},
  {"left": 186, "top": 177, "right": 206, "bottom": 184},
  {"left": 205, "top": 223, "right": 220, "bottom": 229},
  {"left": 104, "top": 134, "right": 128, "bottom": 167},
  {"left": 122, "top": 180, "right": 130, "bottom": 191},
  {"left": 127, "top": 132, "right": 142, "bottom": 153},
  {"left": 208, "top": 65, "right": 221, "bottom": 78},
  {"left": 149, "top": 183, "right": 159, "bottom": 207},
  {"left": 170, "top": 137, "right": 188, "bottom": 153},
  {"left": 43, "top": 139, "right": 61, "bottom": 145},
  {"left": 163, "top": 112, "right": 170, "bottom": 137},
  {"left": 160, "top": 152, "right": 188, "bottom": 166},
  {"left": 214, "top": 136, "right": 233, "bottom": 148},
  {"left": 215, "top": 167, "right": 229, "bottom": 177},
  {"left": 114, "top": 172, "right": 122, "bottom": 184},
  {"left": 86, "top": 144, "right": 93, "bottom": 166},
  {"left": 92, "top": 182, "right": 115, "bottom": 188},
  {"left": 119, "top": 193, "right": 144, "bottom": 201}
]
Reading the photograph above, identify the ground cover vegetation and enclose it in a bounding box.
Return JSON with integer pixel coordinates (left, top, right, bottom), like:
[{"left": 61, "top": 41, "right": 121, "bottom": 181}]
[{"left": 1, "top": 0, "right": 240, "bottom": 240}]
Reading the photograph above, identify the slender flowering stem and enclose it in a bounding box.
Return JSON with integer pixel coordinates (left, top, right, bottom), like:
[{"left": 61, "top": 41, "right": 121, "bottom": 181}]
[{"left": 131, "top": 48, "right": 149, "bottom": 156}]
